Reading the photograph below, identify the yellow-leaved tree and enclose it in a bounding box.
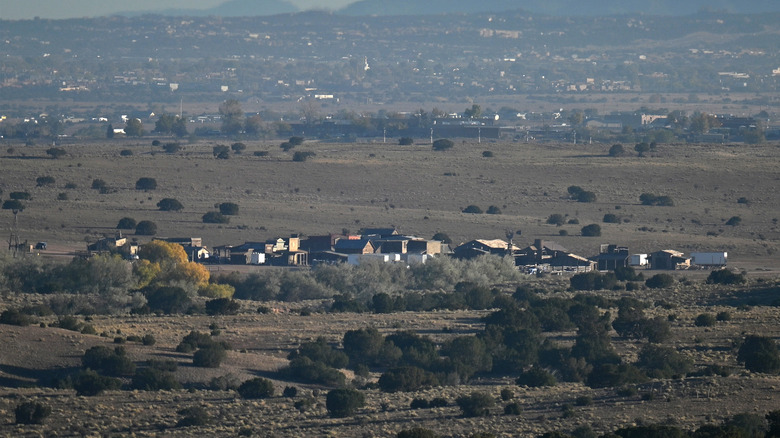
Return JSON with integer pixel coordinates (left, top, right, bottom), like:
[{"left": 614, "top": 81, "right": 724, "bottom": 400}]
[{"left": 135, "top": 240, "right": 209, "bottom": 289}]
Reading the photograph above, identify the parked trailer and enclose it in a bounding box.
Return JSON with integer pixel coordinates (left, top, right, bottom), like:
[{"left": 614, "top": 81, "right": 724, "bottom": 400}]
[
  {"left": 629, "top": 254, "right": 648, "bottom": 267},
  {"left": 691, "top": 252, "right": 727, "bottom": 267},
  {"left": 250, "top": 252, "right": 266, "bottom": 265}
]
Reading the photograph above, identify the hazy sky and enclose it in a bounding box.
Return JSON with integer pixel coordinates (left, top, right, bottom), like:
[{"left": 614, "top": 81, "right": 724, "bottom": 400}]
[{"left": 0, "top": 0, "right": 356, "bottom": 19}]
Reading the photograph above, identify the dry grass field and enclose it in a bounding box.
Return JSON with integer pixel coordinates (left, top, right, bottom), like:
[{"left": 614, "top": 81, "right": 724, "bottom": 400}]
[
  {"left": 1, "top": 138, "right": 780, "bottom": 436},
  {"left": 2, "top": 138, "right": 779, "bottom": 270}
]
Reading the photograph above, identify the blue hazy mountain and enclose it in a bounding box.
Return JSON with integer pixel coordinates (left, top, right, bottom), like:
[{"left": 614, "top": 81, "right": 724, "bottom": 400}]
[
  {"left": 337, "top": 0, "right": 780, "bottom": 16},
  {"left": 122, "top": 0, "right": 298, "bottom": 17}
]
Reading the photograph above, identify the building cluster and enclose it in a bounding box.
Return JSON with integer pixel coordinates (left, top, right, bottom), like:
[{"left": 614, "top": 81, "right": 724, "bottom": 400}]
[{"left": 85, "top": 228, "right": 728, "bottom": 273}]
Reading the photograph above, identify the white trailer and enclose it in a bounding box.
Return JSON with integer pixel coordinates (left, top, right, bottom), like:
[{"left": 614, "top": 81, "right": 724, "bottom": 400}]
[
  {"left": 629, "top": 254, "right": 649, "bottom": 267},
  {"left": 250, "top": 252, "right": 266, "bottom": 265},
  {"left": 691, "top": 252, "right": 727, "bottom": 267},
  {"left": 347, "top": 253, "right": 391, "bottom": 266}
]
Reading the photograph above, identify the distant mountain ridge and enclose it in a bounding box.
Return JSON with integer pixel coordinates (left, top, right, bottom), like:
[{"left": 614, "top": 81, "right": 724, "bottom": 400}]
[
  {"left": 337, "top": 0, "right": 780, "bottom": 16},
  {"left": 121, "top": 0, "right": 780, "bottom": 17},
  {"left": 121, "top": 0, "right": 297, "bottom": 17}
]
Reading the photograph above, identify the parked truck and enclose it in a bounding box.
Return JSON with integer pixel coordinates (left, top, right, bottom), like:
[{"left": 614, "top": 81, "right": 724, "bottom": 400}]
[{"left": 690, "top": 252, "right": 727, "bottom": 267}]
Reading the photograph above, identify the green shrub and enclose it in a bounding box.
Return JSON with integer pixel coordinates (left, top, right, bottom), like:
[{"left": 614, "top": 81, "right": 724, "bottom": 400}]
[
  {"left": 738, "top": 335, "right": 780, "bottom": 373},
  {"left": 504, "top": 402, "right": 522, "bottom": 415},
  {"left": 135, "top": 220, "right": 157, "bottom": 235},
  {"left": 145, "top": 285, "right": 191, "bottom": 314},
  {"left": 608, "top": 144, "right": 625, "bottom": 157},
  {"left": 456, "top": 391, "right": 494, "bottom": 417},
  {"left": 580, "top": 224, "right": 601, "bottom": 237},
  {"left": 135, "top": 177, "right": 157, "bottom": 191},
  {"left": 142, "top": 334, "right": 156, "bottom": 346},
  {"left": 238, "top": 377, "right": 275, "bottom": 399},
  {"left": 432, "top": 138, "right": 454, "bottom": 151},
  {"left": 462, "top": 205, "right": 483, "bottom": 214},
  {"left": 279, "top": 357, "right": 346, "bottom": 387},
  {"left": 326, "top": 388, "right": 365, "bottom": 418},
  {"left": 157, "top": 198, "right": 184, "bottom": 211},
  {"left": 176, "top": 331, "right": 222, "bottom": 352},
  {"left": 516, "top": 367, "right": 557, "bottom": 387},
  {"left": 82, "top": 345, "right": 136, "bottom": 376},
  {"left": 577, "top": 191, "right": 597, "bottom": 203},
  {"left": 74, "top": 369, "right": 122, "bottom": 396},
  {"left": 292, "top": 151, "right": 315, "bottom": 162},
  {"left": 210, "top": 374, "right": 241, "bottom": 391},
  {"left": 725, "top": 216, "right": 742, "bottom": 226},
  {"left": 637, "top": 344, "right": 693, "bottom": 379},
  {"left": 378, "top": 366, "right": 438, "bottom": 392},
  {"left": 429, "top": 397, "right": 448, "bottom": 408},
  {"left": 177, "top": 406, "right": 211, "bottom": 427},
  {"left": 645, "top": 274, "right": 674, "bottom": 289},
  {"left": 575, "top": 395, "right": 593, "bottom": 406},
  {"left": 640, "top": 193, "right": 674, "bottom": 206},
  {"left": 0, "top": 308, "right": 35, "bottom": 326},
  {"left": 283, "top": 386, "right": 298, "bottom": 397},
  {"left": 695, "top": 313, "right": 717, "bottom": 327},
  {"left": 603, "top": 213, "right": 620, "bottom": 223},
  {"left": 410, "top": 398, "right": 429, "bottom": 409},
  {"left": 486, "top": 205, "right": 502, "bottom": 214},
  {"left": 218, "top": 202, "right": 240, "bottom": 215},
  {"left": 586, "top": 363, "right": 647, "bottom": 388},
  {"left": 716, "top": 311, "right": 731, "bottom": 321},
  {"left": 397, "top": 427, "right": 439, "bottom": 438},
  {"left": 202, "top": 211, "right": 229, "bottom": 224},
  {"left": 398, "top": 137, "right": 414, "bottom": 145},
  {"left": 500, "top": 388, "right": 514, "bottom": 401},
  {"left": 205, "top": 298, "right": 240, "bottom": 315},
  {"left": 36, "top": 176, "right": 56, "bottom": 187},
  {"left": 117, "top": 217, "right": 137, "bottom": 230},
  {"left": 131, "top": 367, "right": 181, "bottom": 391},
  {"left": 547, "top": 214, "right": 566, "bottom": 226},
  {"left": 15, "top": 401, "right": 51, "bottom": 424},
  {"left": 707, "top": 269, "right": 746, "bottom": 285},
  {"left": 289, "top": 336, "right": 349, "bottom": 369},
  {"left": 193, "top": 346, "right": 227, "bottom": 368}
]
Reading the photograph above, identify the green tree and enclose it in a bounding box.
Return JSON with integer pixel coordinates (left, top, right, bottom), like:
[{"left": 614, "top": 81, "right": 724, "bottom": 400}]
[
  {"left": 238, "top": 377, "right": 275, "bottom": 399},
  {"left": 203, "top": 211, "right": 229, "bottom": 224},
  {"left": 634, "top": 142, "right": 650, "bottom": 157},
  {"left": 116, "top": 217, "right": 137, "bottom": 230},
  {"left": 608, "top": 144, "right": 625, "bottom": 157},
  {"left": 3, "top": 199, "right": 25, "bottom": 212},
  {"left": 125, "top": 118, "right": 144, "bottom": 137},
  {"left": 154, "top": 113, "right": 177, "bottom": 134},
  {"left": 219, "top": 99, "right": 244, "bottom": 135},
  {"left": 45, "top": 147, "right": 67, "bottom": 159},
  {"left": 157, "top": 198, "right": 183, "bottom": 211},
  {"left": 213, "top": 145, "right": 230, "bottom": 159},
  {"left": 231, "top": 142, "right": 246, "bottom": 154},
  {"left": 135, "top": 220, "right": 158, "bottom": 235},
  {"left": 456, "top": 391, "right": 494, "bottom": 417},
  {"left": 135, "top": 177, "right": 157, "bottom": 191},
  {"left": 433, "top": 139, "right": 454, "bottom": 151},
  {"left": 15, "top": 401, "right": 51, "bottom": 425},
  {"left": 218, "top": 202, "right": 239, "bottom": 215},
  {"left": 244, "top": 115, "right": 263, "bottom": 136},
  {"left": 464, "top": 104, "right": 482, "bottom": 119},
  {"left": 580, "top": 224, "right": 601, "bottom": 237},
  {"left": 738, "top": 335, "right": 780, "bottom": 373},
  {"left": 326, "top": 388, "right": 365, "bottom": 418}
]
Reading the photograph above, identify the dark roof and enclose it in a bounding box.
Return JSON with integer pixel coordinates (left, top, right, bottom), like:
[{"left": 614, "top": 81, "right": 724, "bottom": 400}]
[{"left": 334, "top": 239, "right": 372, "bottom": 250}]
